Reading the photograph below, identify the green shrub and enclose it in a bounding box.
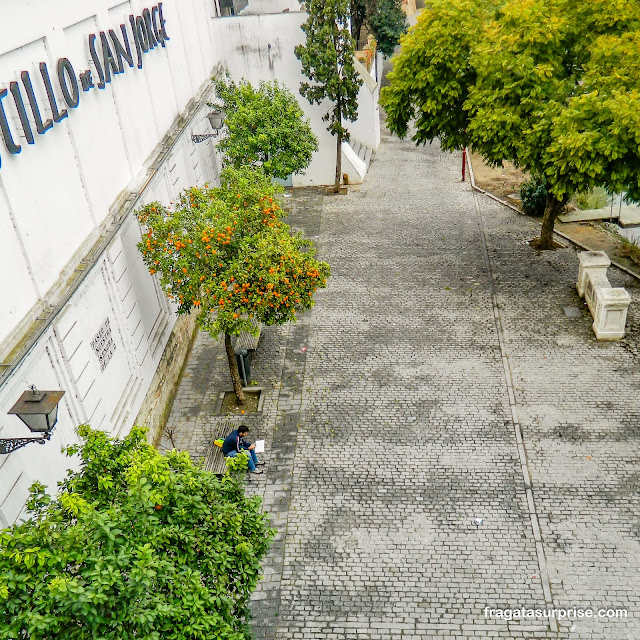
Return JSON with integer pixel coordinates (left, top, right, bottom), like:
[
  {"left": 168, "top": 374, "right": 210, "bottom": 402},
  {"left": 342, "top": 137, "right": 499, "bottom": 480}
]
[
  {"left": 574, "top": 187, "right": 608, "bottom": 210},
  {"left": 0, "top": 425, "right": 275, "bottom": 640},
  {"left": 212, "top": 76, "right": 319, "bottom": 180},
  {"left": 520, "top": 176, "right": 548, "bottom": 217}
]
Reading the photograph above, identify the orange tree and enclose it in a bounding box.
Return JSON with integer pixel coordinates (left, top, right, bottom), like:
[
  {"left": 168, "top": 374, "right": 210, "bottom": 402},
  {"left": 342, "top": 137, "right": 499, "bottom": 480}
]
[{"left": 136, "top": 167, "right": 330, "bottom": 404}]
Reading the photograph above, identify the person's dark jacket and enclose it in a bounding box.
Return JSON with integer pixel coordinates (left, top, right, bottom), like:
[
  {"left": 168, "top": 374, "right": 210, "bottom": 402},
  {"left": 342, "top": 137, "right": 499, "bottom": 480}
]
[{"left": 222, "top": 429, "right": 249, "bottom": 456}]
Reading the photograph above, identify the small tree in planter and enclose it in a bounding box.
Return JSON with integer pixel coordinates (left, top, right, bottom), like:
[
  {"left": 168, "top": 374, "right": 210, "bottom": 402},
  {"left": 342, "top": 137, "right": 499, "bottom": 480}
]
[
  {"left": 211, "top": 76, "right": 319, "bottom": 180},
  {"left": 0, "top": 424, "right": 274, "bottom": 639},
  {"left": 136, "top": 167, "right": 330, "bottom": 405},
  {"left": 295, "top": 0, "right": 362, "bottom": 193}
]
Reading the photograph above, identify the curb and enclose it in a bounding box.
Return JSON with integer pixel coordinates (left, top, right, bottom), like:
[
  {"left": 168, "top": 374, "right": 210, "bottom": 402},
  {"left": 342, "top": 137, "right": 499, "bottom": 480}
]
[{"left": 465, "top": 149, "right": 640, "bottom": 283}]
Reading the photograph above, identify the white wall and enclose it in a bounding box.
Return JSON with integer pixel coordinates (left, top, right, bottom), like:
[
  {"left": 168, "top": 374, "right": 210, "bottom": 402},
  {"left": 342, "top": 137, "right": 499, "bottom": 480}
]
[
  {"left": 0, "top": 0, "right": 222, "bottom": 524},
  {"left": 0, "top": 0, "right": 217, "bottom": 349},
  {"left": 347, "top": 56, "right": 381, "bottom": 152},
  {"left": 214, "top": 13, "right": 336, "bottom": 186},
  {"left": 240, "top": 0, "right": 302, "bottom": 14}
]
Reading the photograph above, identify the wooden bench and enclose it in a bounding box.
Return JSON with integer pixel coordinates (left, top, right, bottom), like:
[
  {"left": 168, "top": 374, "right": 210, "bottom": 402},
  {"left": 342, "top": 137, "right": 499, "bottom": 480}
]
[
  {"left": 202, "top": 420, "right": 240, "bottom": 476},
  {"left": 201, "top": 418, "right": 265, "bottom": 476},
  {"left": 231, "top": 318, "right": 263, "bottom": 352}
]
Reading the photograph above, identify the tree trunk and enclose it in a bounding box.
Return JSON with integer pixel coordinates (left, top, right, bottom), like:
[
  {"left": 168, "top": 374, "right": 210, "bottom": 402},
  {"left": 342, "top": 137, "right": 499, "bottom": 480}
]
[
  {"left": 334, "top": 129, "right": 343, "bottom": 193},
  {"left": 224, "top": 333, "right": 245, "bottom": 405},
  {"left": 537, "top": 193, "right": 567, "bottom": 250},
  {"left": 353, "top": 19, "right": 363, "bottom": 46}
]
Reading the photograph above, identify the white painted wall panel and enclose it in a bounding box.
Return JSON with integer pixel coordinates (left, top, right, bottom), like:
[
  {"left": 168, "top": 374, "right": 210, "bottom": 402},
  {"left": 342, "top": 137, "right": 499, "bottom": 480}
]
[
  {"left": 0, "top": 40, "right": 95, "bottom": 294},
  {"left": 0, "top": 194, "right": 39, "bottom": 346},
  {"left": 60, "top": 15, "right": 133, "bottom": 225}
]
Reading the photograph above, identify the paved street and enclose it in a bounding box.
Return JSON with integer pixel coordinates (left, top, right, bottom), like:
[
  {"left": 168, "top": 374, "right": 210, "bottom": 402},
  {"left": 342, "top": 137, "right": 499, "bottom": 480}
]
[{"left": 165, "top": 124, "right": 640, "bottom": 640}]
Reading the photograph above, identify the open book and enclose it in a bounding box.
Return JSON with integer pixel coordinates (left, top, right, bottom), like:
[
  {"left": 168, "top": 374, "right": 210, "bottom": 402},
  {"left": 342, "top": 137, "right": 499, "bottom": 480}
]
[{"left": 254, "top": 439, "right": 265, "bottom": 454}]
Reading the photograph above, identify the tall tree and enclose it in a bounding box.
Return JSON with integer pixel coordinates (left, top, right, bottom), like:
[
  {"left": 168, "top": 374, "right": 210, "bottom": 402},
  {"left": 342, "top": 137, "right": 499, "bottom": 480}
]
[
  {"left": 367, "top": 0, "right": 408, "bottom": 57},
  {"left": 136, "top": 168, "right": 330, "bottom": 404},
  {"left": 295, "top": 0, "right": 363, "bottom": 193},
  {"left": 211, "top": 76, "right": 319, "bottom": 180},
  {"left": 381, "top": 0, "right": 640, "bottom": 249},
  {"left": 0, "top": 425, "right": 274, "bottom": 639}
]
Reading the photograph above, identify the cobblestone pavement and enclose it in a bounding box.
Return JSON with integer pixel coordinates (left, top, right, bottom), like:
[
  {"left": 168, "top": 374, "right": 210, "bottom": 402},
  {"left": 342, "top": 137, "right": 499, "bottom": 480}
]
[{"left": 164, "top": 126, "right": 640, "bottom": 640}]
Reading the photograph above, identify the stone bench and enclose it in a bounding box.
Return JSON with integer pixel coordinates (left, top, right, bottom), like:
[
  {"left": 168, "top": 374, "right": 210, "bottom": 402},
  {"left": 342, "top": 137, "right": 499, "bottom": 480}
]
[{"left": 577, "top": 251, "right": 631, "bottom": 340}]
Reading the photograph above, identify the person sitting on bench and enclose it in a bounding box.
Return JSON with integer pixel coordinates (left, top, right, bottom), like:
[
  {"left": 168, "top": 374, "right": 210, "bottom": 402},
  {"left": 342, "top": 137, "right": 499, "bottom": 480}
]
[{"left": 222, "top": 425, "right": 264, "bottom": 474}]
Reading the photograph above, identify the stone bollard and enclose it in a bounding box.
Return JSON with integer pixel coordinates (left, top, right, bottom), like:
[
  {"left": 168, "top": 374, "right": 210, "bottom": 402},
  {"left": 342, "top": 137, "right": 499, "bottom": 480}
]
[
  {"left": 576, "top": 251, "right": 631, "bottom": 340},
  {"left": 592, "top": 287, "right": 632, "bottom": 340},
  {"left": 577, "top": 251, "right": 610, "bottom": 297}
]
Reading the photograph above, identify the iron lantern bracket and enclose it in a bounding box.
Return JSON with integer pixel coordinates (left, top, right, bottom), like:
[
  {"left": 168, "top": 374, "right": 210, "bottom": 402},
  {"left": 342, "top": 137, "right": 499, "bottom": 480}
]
[{"left": 0, "top": 428, "right": 54, "bottom": 455}]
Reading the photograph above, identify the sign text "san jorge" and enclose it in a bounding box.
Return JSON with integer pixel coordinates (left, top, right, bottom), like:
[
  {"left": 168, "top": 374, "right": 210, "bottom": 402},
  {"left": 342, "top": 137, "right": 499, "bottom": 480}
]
[{"left": 0, "top": 4, "right": 169, "bottom": 169}]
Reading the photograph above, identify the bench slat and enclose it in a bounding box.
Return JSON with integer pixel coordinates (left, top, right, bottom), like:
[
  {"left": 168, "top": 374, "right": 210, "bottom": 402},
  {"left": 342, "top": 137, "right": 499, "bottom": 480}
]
[
  {"left": 202, "top": 420, "right": 241, "bottom": 475},
  {"left": 231, "top": 319, "right": 262, "bottom": 352}
]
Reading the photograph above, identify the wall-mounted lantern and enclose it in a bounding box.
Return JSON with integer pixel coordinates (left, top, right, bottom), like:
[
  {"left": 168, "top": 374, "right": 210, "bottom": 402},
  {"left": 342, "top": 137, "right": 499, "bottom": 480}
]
[
  {"left": 1, "top": 386, "right": 65, "bottom": 454},
  {"left": 192, "top": 110, "right": 225, "bottom": 143}
]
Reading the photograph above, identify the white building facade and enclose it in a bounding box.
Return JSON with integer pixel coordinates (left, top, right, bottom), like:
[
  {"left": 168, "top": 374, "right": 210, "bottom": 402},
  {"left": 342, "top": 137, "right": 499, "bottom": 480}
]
[{"left": 0, "top": 0, "right": 380, "bottom": 526}]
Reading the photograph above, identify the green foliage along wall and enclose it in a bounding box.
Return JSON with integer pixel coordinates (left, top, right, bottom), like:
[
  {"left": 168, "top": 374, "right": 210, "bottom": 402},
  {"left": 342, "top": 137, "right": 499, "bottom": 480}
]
[{"left": 0, "top": 425, "right": 275, "bottom": 640}]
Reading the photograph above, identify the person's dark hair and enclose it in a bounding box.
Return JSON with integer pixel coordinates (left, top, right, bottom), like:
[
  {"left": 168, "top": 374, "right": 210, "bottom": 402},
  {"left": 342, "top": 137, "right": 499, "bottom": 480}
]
[{"left": 237, "top": 425, "right": 249, "bottom": 434}]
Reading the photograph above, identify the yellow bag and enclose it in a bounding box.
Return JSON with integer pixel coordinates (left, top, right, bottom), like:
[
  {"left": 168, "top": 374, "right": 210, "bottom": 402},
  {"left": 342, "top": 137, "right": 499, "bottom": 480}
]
[{"left": 213, "top": 438, "right": 224, "bottom": 448}]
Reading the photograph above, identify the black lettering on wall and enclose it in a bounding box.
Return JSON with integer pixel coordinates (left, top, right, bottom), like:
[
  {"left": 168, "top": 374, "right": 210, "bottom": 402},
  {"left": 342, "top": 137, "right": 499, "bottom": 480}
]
[
  {"left": 57, "top": 58, "right": 80, "bottom": 108},
  {"left": 0, "top": 89, "right": 21, "bottom": 154},
  {"left": 100, "top": 31, "right": 120, "bottom": 82},
  {"left": 129, "top": 16, "right": 144, "bottom": 69},
  {"left": 9, "top": 82, "right": 34, "bottom": 144},
  {"left": 79, "top": 70, "right": 95, "bottom": 91},
  {"left": 0, "top": 6, "right": 170, "bottom": 170},
  {"left": 89, "top": 34, "right": 106, "bottom": 89},
  {"left": 158, "top": 3, "right": 170, "bottom": 41},
  {"left": 39, "top": 63, "right": 68, "bottom": 122},
  {"left": 109, "top": 25, "right": 134, "bottom": 71},
  {"left": 21, "top": 71, "right": 53, "bottom": 134},
  {"left": 151, "top": 6, "right": 164, "bottom": 46},
  {"left": 142, "top": 9, "right": 158, "bottom": 49},
  {"left": 135, "top": 16, "right": 150, "bottom": 53}
]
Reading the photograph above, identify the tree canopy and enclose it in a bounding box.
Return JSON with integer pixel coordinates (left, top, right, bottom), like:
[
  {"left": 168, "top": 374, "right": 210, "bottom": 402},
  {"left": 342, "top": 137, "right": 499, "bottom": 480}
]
[
  {"left": 295, "top": 0, "right": 363, "bottom": 191},
  {"left": 136, "top": 167, "right": 330, "bottom": 401},
  {"left": 211, "top": 76, "right": 318, "bottom": 180},
  {"left": 0, "top": 425, "right": 274, "bottom": 640},
  {"left": 381, "top": 0, "right": 640, "bottom": 248}
]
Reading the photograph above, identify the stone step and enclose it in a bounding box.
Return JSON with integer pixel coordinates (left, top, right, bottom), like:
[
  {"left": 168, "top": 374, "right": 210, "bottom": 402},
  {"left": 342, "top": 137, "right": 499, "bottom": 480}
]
[
  {"left": 363, "top": 146, "right": 372, "bottom": 169},
  {"left": 349, "top": 138, "right": 375, "bottom": 172}
]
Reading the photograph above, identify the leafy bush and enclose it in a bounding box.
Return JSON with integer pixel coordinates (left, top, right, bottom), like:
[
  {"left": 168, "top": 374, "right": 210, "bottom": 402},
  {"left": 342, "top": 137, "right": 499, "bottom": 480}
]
[
  {"left": 0, "top": 425, "right": 274, "bottom": 640},
  {"left": 574, "top": 187, "right": 608, "bottom": 210},
  {"left": 212, "top": 76, "right": 318, "bottom": 180},
  {"left": 520, "top": 176, "right": 548, "bottom": 217}
]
